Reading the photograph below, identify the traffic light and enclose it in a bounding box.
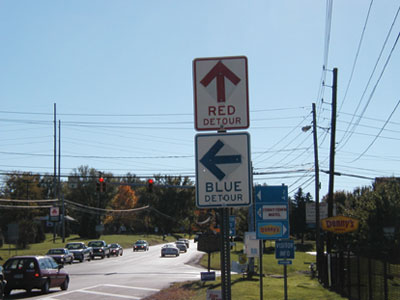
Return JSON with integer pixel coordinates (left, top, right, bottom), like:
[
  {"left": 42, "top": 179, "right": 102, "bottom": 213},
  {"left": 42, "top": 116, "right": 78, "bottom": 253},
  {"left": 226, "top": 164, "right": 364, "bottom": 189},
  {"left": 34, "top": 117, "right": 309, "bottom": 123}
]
[
  {"left": 97, "top": 177, "right": 106, "bottom": 192},
  {"left": 147, "top": 179, "right": 154, "bottom": 193}
]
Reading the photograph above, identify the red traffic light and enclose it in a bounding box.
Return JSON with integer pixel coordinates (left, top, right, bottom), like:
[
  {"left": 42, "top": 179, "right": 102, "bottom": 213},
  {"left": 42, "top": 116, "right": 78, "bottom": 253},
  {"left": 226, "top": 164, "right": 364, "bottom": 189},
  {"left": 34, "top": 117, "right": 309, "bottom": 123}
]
[
  {"left": 147, "top": 179, "right": 154, "bottom": 184},
  {"left": 147, "top": 179, "right": 154, "bottom": 192},
  {"left": 99, "top": 177, "right": 104, "bottom": 183}
]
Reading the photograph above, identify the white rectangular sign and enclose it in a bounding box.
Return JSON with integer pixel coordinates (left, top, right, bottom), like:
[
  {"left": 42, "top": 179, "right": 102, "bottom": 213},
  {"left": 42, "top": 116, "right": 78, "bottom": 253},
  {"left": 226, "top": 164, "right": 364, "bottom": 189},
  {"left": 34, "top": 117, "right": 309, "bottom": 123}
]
[
  {"left": 306, "top": 202, "right": 336, "bottom": 223},
  {"left": 244, "top": 232, "right": 259, "bottom": 258},
  {"left": 259, "top": 204, "right": 288, "bottom": 220},
  {"left": 193, "top": 56, "right": 249, "bottom": 131},
  {"left": 195, "top": 132, "right": 252, "bottom": 208}
]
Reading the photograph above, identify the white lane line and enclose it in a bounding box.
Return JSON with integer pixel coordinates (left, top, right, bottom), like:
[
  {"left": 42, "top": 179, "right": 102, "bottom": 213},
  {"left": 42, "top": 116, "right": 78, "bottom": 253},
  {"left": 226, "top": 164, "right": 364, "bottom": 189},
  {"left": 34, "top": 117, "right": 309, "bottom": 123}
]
[
  {"left": 77, "top": 289, "right": 141, "bottom": 299},
  {"left": 102, "top": 284, "right": 160, "bottom": 291}
]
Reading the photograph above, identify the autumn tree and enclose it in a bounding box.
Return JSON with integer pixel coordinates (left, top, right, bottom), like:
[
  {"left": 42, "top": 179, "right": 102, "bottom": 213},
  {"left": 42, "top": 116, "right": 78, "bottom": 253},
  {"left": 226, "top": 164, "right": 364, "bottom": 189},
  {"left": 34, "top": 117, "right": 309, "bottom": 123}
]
[{"left": 104, "top": 185, "right": 139, "bottom": 233}]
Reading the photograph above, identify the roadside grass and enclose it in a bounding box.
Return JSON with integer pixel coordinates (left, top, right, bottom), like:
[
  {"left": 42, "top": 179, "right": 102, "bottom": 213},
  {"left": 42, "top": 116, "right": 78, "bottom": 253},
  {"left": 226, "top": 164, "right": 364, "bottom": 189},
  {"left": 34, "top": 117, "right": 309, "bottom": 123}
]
[
  {"left": 0, "top": 233, "right": 184, "bottom": 261},
  {"left": 145, "top": 240, "right": 347, "bottom": 300}
]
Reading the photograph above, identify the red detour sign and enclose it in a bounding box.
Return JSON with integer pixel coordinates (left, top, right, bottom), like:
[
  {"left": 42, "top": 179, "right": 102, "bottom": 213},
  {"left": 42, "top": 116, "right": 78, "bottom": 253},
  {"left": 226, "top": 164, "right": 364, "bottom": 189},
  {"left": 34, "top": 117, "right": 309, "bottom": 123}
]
[{"left": 193, "top": 56, "right": 249, "bottom": 131}]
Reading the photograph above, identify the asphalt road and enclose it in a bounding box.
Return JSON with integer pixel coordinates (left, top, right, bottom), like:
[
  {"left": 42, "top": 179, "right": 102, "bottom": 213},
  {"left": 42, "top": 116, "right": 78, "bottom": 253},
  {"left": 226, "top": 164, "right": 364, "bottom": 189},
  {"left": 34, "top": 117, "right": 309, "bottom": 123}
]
[{"left": 6, "top": 240, "right": 206, "bottom": 300}]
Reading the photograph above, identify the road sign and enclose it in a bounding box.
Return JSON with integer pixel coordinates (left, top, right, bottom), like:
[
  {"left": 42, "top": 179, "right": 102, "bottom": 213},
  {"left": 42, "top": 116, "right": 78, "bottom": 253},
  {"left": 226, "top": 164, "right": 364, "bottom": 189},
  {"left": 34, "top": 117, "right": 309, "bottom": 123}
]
[
  {"left": 195, "top": 132, "right": 252, "bottom": 208},
  {"left": 255, "top": 185, "right": 288, "bottom": 203},
  {"left": 49, "top": 206, "right": 60, "bottom": 222},
  {"left": 275, "top": 240, "right": 295, "bottom": 259},
  {"left": 278, "top": 260, "right": 292, "bottom": 265},
  {"left": 257, "top": 221, "right": 289, "bottom": 240},
  {"left": 50, "top": 207, "right": 59, "bottom": 217},
  {"left": 255, "top": 185, "right": 289, "bottom": 239},
  {"left": 193, "top": 56, "right": 249, "bottom": 131},
  {"left": 201, "top": 271, "right": 216, "bottom": 281},
  {"left": 256, "top": 203, "right": 288, "bottom": 221}
]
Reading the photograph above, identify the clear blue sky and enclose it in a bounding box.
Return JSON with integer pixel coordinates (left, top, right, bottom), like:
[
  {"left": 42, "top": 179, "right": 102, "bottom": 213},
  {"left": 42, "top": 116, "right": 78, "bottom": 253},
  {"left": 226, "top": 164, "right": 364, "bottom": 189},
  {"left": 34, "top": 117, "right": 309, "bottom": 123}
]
[{"left": 0, "top": 0, "right": 399, "bottom": 201}]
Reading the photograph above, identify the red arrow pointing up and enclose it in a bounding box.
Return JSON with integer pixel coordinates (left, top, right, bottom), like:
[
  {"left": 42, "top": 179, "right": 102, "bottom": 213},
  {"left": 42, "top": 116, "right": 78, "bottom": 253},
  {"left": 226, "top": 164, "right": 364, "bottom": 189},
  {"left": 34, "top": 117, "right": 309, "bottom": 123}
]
[{"left": 200, "top": 61, "right": 241, "bottom": 103}]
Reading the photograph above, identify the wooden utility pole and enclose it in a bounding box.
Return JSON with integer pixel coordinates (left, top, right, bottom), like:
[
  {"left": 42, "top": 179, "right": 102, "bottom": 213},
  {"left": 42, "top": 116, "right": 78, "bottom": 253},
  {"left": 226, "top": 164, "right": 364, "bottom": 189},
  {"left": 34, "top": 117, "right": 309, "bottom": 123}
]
[{"left": 327, "top": 68, "right": 338, "bottom": 254}]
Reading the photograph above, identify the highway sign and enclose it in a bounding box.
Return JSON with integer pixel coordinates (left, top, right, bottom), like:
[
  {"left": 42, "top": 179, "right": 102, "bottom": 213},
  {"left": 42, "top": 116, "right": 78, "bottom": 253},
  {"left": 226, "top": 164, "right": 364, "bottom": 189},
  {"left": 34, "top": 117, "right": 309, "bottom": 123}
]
[
  {"left": 195, "top": 132, "right": 252, "bottom": 208},
  {"left": 193, "top": 56, "right": 249, "bottom": 131},
  {"left": 275, "top": 240, "right": 295, "bottom": 259}
]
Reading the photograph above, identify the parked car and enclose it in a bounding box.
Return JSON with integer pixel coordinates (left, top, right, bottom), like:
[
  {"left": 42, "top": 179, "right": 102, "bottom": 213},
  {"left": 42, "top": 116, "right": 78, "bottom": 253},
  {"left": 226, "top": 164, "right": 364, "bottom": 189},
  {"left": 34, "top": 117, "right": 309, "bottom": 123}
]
[
  {"left": 0, "top": 257, "right": 5, "bottom": 300},
  {"left": 133, "top": 240, "right": 149, "bottom": 251},
  {"left": 109, "top": 243, "right": 123, "bottom": 256},
  {"left": 161, "top": 244, "right": 180, "bottom": 257},
  {"left": 178, "top": 238, "right": 190, "bottom": 248},
  {"left": 65, "top": 242, "right": 92, "bottom": 262},
  {"left": 175, "top": 241, "right": 187, "bottom": 253},
  {"left": 88, "top": 240, "right": 111, "bottom": 259},
  {"left": 2, "top": 256, "right": 69, "bottom": 296},
  {"left": 46, "top": 248, "right": 74, "bottom": 265}
]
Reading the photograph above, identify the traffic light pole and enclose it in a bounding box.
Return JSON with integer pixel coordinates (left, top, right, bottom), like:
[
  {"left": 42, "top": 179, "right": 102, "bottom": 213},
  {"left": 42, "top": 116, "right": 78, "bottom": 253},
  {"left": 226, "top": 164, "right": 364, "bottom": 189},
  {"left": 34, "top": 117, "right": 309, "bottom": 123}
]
[{"left": 220, "top": 207, "right": 231, "bottom": 300}]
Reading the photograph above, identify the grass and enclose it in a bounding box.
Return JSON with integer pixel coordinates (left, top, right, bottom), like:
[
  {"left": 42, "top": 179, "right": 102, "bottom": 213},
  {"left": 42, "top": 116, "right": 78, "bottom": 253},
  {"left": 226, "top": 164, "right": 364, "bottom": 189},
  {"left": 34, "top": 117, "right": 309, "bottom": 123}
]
[
  {"left": 145, "top": 240, "right": 348, "bottom": 300},
  {"left": 0, "top": 232, "right": 186, "bottom": 261}
]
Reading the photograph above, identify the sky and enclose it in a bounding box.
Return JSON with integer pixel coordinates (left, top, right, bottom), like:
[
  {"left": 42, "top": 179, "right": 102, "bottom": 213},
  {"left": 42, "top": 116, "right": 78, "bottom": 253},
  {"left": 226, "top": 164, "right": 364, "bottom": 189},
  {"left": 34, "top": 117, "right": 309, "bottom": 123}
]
[{"left": 0, "top": 0, "right": 399, "bottom": 203}]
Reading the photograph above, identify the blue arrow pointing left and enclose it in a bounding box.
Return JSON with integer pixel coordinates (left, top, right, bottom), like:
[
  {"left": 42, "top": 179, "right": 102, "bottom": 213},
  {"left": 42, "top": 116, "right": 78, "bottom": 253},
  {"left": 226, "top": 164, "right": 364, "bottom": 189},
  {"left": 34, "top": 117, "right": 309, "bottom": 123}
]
[{"left": 200, "top": 140, "right": 241, "bottom": 180}]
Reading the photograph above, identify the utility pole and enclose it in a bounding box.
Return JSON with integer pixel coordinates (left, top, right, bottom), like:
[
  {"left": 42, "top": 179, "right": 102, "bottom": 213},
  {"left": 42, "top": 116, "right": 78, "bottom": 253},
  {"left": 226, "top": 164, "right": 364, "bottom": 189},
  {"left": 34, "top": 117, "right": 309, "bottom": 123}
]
[
  {"left": 327, "top": 68, "right": 338, "bottom": 255},
  {"left": 311, "top": 103, "right": 322, "bottom": 278}
]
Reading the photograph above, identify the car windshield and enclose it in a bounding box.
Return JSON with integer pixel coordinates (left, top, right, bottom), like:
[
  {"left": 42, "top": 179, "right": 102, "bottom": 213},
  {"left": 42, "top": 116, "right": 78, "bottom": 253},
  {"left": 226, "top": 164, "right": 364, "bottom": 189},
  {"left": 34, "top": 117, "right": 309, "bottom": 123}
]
[
  {"left": 110, "top": 244, "right": 118, "bottom": 248},
  {"left": 66, "top": 243, "right": 83, "bottom": 249},
  {"left": 88, "top": 241, "right": 104, "bottom": 247},
  {"left": 135, "top": 241, "right": 146, "bottom": 245},
  {"left": 47, "top": 249, "right": 64, "bottom": 254}
]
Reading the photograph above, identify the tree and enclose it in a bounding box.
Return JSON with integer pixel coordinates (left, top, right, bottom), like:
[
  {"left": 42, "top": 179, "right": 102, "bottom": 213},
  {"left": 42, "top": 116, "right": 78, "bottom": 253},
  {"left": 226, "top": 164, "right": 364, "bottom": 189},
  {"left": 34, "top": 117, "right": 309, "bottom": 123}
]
[
  {"left": 0, "top": 172, "right": 46, "bottom": 248},
  {"left": 104, "top": 185, "right": 139, "bottom": 233},
  {"left": 66, "top": 166, "right": 115, "bottom": 238},
  {"left": 290, "top": 188, "right": 312, "bottom": 243}
]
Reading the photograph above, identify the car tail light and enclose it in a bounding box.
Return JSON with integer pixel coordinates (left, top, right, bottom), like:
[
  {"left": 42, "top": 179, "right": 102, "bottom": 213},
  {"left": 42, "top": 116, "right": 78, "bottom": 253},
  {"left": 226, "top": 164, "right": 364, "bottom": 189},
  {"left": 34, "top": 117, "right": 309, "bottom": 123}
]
[{"left": 34, "top": 273, "right": 40, "bottom": 278}]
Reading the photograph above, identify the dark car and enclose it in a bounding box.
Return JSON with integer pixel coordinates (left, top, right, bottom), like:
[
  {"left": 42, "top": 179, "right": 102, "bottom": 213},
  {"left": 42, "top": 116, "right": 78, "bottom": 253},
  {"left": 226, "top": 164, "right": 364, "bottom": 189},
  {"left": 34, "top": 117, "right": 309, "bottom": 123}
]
[
  {"left": 65, "top": 242, "right": 92, "bottom": 262},
  {"left": 0, "top": 258, "right": 5, "bottom": 300},
  {"left": 2, "top": 256, "right": 69, "bottom": 296},
  {"left": 88, "top": 240, "right": 111, "bottom": 259},
  {"left": 133, "top": 240, "right": 149, "bottom": 251},
  {"left": 109, "top": 243, "right": 123, "bottom": 256},
  {"left": 46, "top": 248, "right": 74, "bottom": 265}
]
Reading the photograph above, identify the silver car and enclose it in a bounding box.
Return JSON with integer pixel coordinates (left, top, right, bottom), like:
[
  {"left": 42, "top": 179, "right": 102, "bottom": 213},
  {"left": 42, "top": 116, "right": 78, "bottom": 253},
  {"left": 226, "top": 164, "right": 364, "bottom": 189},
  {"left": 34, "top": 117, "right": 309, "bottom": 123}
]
[
  {"left": 175, "top": 241, "right": 187, "bottom": 253},
  {"left": 161, "top": 244, "right": 179, "bottom": 257}
]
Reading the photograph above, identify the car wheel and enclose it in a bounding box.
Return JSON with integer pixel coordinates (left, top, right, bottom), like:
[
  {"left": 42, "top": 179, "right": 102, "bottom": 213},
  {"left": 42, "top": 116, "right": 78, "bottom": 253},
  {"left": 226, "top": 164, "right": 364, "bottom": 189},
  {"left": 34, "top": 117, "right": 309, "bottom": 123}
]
[
  {"left": 26, "top": 288, "right": 32, "bottom": 294},
  {"left": 107, "top": 253, "right": 110, "bottom": 258},
  {"left": 61, "top": 276, "right": 69, "bottom": 291},
  {"left": 79, "top": 257, "right": 84, "bottom": 263},
  {"left": 120, "top": 251, "right": 123, "bottom": 256},
  {"left": 161, "top": 254, "right": 165, "bottom": 257},
  {"left": 41, "top": 279, "right": 50, "bottom": 294}
]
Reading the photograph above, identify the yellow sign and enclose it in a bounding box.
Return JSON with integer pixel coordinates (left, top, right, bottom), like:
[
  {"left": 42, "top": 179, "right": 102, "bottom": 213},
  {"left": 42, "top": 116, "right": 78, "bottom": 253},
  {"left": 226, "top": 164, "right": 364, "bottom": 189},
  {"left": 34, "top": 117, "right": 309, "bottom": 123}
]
[
  {"left": 321, "top": 216, "right": 359, "bottom": 234},
  {"left": 259, "top": 224, "right": 281, "bottom": 235}
]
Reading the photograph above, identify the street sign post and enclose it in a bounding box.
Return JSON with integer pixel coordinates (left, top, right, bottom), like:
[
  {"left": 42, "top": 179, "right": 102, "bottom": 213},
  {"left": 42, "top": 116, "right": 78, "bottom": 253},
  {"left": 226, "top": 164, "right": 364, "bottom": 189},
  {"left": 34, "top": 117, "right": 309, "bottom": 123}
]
[
  {"left": 229, "top": 216, "right": 236, "bottom": 236},
  {"left": 193, "top": 56, "right": 249, "bottom": 131},
  {"left": 195, "top": 132, "right": 251, "bottom": 208}
]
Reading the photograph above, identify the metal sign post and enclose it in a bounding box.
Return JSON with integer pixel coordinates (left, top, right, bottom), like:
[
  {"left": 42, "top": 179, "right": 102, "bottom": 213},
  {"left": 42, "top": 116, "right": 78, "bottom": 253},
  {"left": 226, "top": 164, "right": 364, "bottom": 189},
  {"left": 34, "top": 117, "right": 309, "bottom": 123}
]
[{"left": 220, "top": 208, "right": 231, "bottom": 300}]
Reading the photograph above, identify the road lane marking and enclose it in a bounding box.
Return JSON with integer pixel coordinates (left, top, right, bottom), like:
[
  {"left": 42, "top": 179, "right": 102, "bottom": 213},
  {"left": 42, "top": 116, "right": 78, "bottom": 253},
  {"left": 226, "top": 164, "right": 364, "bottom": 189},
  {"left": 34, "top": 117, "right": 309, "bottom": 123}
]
[
  {"left": 103, "top": 284, "right": 160, "bottom": 291},
  {"left": 77, "top": 289, "right": 141, "bottom": 299}
]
